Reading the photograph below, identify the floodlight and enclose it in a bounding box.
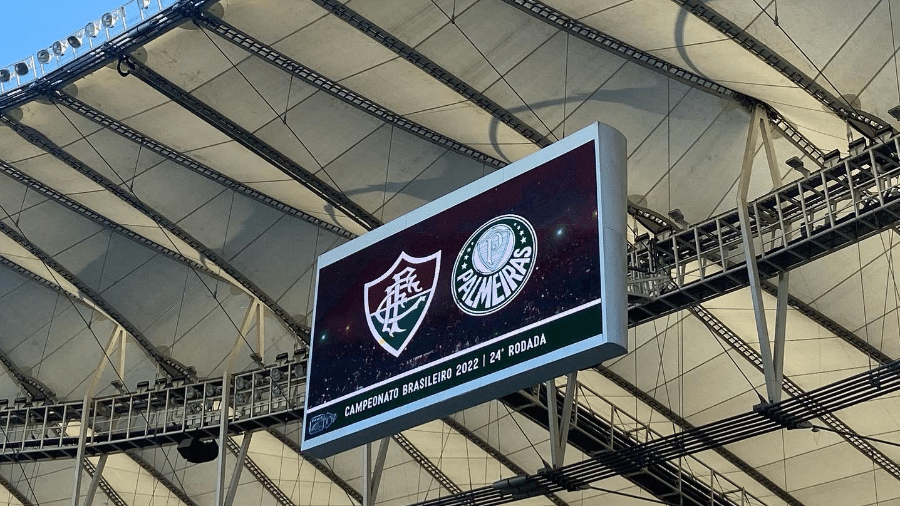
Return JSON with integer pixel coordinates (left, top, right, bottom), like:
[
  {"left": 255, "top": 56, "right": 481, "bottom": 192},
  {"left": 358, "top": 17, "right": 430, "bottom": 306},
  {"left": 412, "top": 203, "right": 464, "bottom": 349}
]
[
  {"left": 0, "top": 69, "right": 9, "bottom": 83},
  {"left": 138, "top": 0, "right": 151, "bottom": 8},
  {"left": 67, "top": 30, "right": 84, "bottom": 49},
  {"left": 52, "top": 40, "right": 67, "bottom": 56},
  {"left": 270, "top": 368, "right": 283, "bottom": 382},
  {"left": 85, "top": 21, "right": 101, "bottom": 38},
  {"left": 36, "top": 50, "right": 51, "bottom": 64},
  {"left": 102, "top": 10, "right": 121, "bottom": 28},
  {"left": 14, "top": 62, "right": 28, "bottom": 76}
]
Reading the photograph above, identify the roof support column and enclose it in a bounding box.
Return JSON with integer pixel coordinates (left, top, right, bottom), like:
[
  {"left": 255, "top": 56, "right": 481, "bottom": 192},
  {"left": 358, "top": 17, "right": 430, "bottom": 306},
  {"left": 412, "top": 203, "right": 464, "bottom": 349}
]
[
  {"left": 362, "top": 437, "right": 390, "bottom": 506},
  {"left": 546, "top": 372, "right": 576, "bottom": 468},
  {"left": 737, "top": 104, "right": 787, "bottom": 404},
  {"left": 224, "top": 433, "right": 252, "bottom": 506},
  {"left": 82, "top": 455, "right": 108, "bottom": 506},
  {"left": 72, "top": 325, "right": 124, "bottom": 506}
]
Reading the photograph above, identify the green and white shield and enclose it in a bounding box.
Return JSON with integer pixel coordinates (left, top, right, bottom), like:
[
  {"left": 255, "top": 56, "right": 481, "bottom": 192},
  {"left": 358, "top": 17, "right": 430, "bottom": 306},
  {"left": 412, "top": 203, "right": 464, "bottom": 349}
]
[{"left": 364, "top": 251, "right": 441, "bottom": 357}]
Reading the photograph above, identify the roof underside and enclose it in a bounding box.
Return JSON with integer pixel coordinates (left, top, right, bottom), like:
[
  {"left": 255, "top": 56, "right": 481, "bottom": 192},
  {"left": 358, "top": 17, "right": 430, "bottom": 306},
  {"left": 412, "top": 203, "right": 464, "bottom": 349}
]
[{"left": 0, "top": 0, "right": 899, "bottom": 505}]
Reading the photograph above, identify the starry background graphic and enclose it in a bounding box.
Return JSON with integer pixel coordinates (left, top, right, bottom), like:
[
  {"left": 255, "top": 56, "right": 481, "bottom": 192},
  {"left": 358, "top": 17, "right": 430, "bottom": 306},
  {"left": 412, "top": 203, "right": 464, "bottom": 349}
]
[{"left": 308, "top": 141, "right": 601, "bottom": 407}]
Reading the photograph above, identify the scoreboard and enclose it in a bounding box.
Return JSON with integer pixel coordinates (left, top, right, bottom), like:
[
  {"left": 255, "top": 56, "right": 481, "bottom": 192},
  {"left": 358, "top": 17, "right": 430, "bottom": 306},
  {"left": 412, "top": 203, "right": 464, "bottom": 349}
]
[{"left": 302, "top": 123, "right": 628, "bottom": 457}]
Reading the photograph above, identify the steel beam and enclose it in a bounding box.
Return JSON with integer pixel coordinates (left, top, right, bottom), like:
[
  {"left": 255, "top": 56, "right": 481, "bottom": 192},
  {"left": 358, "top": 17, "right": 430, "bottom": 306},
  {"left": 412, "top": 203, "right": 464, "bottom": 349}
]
[
  {"left": 362, "top": 437, "right": 390, "bottom": 506},
  {"left": 0, "top": 154, "right": 220, "bottom": 280},
  {"left": 83, "top": 455, "right": 107, "bottom": 506},
  {"left": 127, "top": 451, "right": 199, "bottom": 506},
  {"left": 671, "top": 0, "right": 888, "bottom": 138},
  {"left": 737, "top": 104, "right": 779, "bottom": 404},
  {"left": 0, "top": 220, "right": 192, "bottom": 380},
  {"left": 0, "top": 0, "right": 218, "bottom": 112},
  {"left": 265, "top": 428, "right": 363, "bottom": 503},
  {"left": 545, "top": 373, "right": 576, "bottom": 468},
  {"left": 193, "top": 12, "right": 507, "bottom": 170},
  {"left": 690, "top": 303, "right": 900, "bottom": 482},
  {"left": 440, "top": 417, "right": 570, "bottom": 506},
  {"left": 595, "top": 367, "right": 807, "bottom": 506},
  {"left": 0, "top": 473, "right": 36, "bottom": 506},
  {"left": 224, "top": 437, "right": 297, "bottom": 506},
  {"left": 50, "top": 90, "right": 355, "bottom": 241},
  {"left": 118, "top": 55, "right": 382, "bottom": 231},
  {"left": 392, "top": 433, "right": 462, "bottom": 495},
  {"left": 82, "top": 457, "right": 127, "bottom": 506},
  {"left": 0, "top": 255, "right": 82, "bottom": 301},
  {"left": 224, "top": 434, "right": 251, "bottom": 506},
  {"left": 0, "top": 337, "right": 56, "bottom": 402},
  {"left": 309, "top": 0, "right": 553, "bottom": 149},
  {"left": 1, "top": 113, "right": 311, "bottom": 342}
]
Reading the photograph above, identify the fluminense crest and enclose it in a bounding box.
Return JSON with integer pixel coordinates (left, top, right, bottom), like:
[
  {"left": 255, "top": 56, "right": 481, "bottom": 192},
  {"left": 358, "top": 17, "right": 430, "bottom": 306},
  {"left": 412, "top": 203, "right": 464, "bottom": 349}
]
[{"left": 363, "top": 251, "right": 441, "bottom": 357}]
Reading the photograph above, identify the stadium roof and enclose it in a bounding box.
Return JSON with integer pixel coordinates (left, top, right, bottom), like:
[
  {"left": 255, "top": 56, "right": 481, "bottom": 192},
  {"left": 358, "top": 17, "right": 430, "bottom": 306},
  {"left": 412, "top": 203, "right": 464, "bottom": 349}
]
[{"left": 0, "top": 0, "right": 899, "bottom": 505}]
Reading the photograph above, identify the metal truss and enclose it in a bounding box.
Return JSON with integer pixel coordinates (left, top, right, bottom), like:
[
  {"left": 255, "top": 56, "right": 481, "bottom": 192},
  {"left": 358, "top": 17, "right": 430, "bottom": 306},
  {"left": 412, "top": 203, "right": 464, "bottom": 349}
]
[
  {"left": 502, "top": 0, "right": 828, "bottom": 167},
  {"left": 758, "top": 279, "right": 893, "bottom": 364},
  {"left": 500, "top": 0, "right": 737, "bottom": 99},
  {"left": 441, "top": 416, "right": 571, "bottom": 506},
  {"left": 413, "top": 356, "right": 900, "bottom": 506},
  {"left": 225, "top": 437, "right": 296, "bottom": 506},
  {"left": 118, "top": 56, "right": 382, "bottom": 231},
  {"left": 502, "top": 383, "right": 766, "bottom": 506},
  {"left": 671, "top": 0, "right": 888, "bottom": 137},
  {"left": 0, "top": 256, "right": 82, "bottom": 302},
  {"left": 127, "top": 451, "right": 199, "bottom": 506},
  {"left": 392, "top": 433, "right": 463, "bottom": 495},
  {"left": 3, "top": 108, "right": 310, "bottom": 342},
  {"left": 309, "top": 0, "right": 554, "bottom": 149},
  {"left": 0, "top": 347, "right": 56, "bottom": 403},
  {"left": 690, "top": 304, "right": 900, "bottom": 481},
  {"left": 50, "top": 91, "right": 355, "bottom": 241},
  {"left": 0, "top": 358, "right": 302, "bottom": 462},
  {"left": 764, "top": 106, "right": 826, "bottom": 167},
  {"left": 595, "top": 367, "right": 806, "bottom": 506},
  {"left": 0, "top": 473, "right": 36, "bottom": 506},
  {"left": 193, "top": 12, "right": 507, "bottom": 170},
  {"left": 627, "top": 130, "right": 900, "bottom": 325},
  {"left": 0, "top": 220, "right": 192, "bottom": 380},
  {"left": 82, "top": 457, "right": 128, "bottom": 506},
  {"left": 0, "top": 154, "right": 221, "bottom": 281},
  {"left": 0, "top": 1, "right": 217, "bottom": 112},
  {"left": 265, "top": 428, "right": 363, "bottom": 504}
]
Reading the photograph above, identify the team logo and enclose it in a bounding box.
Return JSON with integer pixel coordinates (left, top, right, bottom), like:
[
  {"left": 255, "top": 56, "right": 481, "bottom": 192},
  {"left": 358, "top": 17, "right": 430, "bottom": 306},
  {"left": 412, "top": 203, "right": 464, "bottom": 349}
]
[
  {"left": 308, "top": 412, "right": 336, "bottom": 435},
  {"left": 452, "top": 215, "right": 537, "bottom": 315},
  {"left": 364, "top": 251, "right": 441, "bottom": 357}
]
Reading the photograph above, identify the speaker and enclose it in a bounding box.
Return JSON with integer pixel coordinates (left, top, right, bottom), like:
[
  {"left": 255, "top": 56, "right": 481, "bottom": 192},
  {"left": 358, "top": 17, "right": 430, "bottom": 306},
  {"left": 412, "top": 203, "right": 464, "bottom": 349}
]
[{"left": 176, "top": 437, "right": 218, "bottom": 463}]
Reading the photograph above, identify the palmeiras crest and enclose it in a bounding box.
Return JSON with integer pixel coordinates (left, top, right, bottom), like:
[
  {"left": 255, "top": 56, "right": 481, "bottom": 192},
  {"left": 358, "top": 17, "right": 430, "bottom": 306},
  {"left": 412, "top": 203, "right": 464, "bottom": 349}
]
[{"left": 364, "top": 251, "right": 441, "bottom": 357}]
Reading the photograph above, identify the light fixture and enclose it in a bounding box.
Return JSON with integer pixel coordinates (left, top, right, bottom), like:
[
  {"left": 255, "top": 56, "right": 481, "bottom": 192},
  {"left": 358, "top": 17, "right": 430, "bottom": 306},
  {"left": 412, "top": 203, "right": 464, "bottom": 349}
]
[
  {"left": 889, "top": 105, "right": 900, "bottom": 122},
  {"left": 14, "top": 62, "right": 28, "bottom": 76},
  {"left": 270, "top": 368, "right": 283, "bottom": 382},
  {"left": 101, "top": 10, "right": 120, "bottom": 28},
  {"left": 52, "top": 40, "right": 67, "bottom": 56},
  {"left": 85, "top": 21, "right": 101, "bottom": 38},
  {"left": 67, "top": 30, "right": 84, "bottom": 50},
  {"left": 785, "top": 156, "right": 809, "bottom": 177},
  {"left": 36, "top": 49, "right": 51, "bottom": 64},
  {"left": 0, "top": 69, "right": 9, "bottom": 83},
  {"left": 138, "top": 0, "right": 152, "bottom": 8}
]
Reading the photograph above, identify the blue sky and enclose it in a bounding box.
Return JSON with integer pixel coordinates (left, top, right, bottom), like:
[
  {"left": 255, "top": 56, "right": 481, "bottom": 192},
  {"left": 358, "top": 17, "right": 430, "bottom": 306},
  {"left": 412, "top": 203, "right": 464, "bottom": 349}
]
[{"left": 0, "top": 0, "right": 125, "bottom": 66}]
